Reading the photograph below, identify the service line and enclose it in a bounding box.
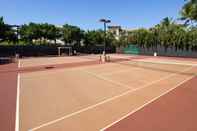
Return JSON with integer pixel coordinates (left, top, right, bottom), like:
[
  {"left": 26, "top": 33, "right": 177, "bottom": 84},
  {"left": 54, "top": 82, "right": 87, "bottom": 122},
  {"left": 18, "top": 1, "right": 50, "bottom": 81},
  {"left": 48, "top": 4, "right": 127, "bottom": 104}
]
[
  {"left": 15, "top": 73, "right": 20, "bottom": 131},
  {"left": 29, "top": 66, "right": 193, "bottom": 131},
  {"left": 100, "top": 74, "right": 195, "bottom": 131}
]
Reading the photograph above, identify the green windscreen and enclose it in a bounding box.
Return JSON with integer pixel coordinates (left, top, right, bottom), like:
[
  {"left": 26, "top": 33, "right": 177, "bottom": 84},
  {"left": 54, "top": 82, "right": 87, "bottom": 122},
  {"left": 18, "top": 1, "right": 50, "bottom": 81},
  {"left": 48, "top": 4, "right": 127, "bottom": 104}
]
[{"left": 123, "top": 44, "right": 139, "bottom": 55}]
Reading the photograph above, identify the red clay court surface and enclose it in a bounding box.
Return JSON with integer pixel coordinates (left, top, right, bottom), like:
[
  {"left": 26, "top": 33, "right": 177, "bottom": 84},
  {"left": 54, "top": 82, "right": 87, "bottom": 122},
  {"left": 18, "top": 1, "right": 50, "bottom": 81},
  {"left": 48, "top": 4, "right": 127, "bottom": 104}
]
[
  {"left": 0, "top": 54, "right": 197, "bottom": 131},
  {"left": 104, "top": 76, "right": 197, "bottom": 131},
  {"left": 0, "top": 63, "right": 18, "bottom": 131}
]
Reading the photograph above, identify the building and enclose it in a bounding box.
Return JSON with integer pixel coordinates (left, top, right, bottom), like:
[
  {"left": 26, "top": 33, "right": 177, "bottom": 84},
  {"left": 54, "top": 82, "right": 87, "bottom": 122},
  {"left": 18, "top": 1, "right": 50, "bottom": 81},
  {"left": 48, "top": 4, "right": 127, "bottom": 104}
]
[
  {"left": 108, "top": 26, "right": 123, "bottom": 40},
  {"left": 108, "top": 25, "right": 131, "bottom": 40}
]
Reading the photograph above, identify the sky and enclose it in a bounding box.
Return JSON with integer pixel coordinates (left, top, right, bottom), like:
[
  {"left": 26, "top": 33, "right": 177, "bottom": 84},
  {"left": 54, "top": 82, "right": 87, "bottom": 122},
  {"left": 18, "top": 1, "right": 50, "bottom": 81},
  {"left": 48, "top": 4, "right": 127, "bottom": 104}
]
[{"left": 0, "top": 0, "right": 185, "bottom": 30}]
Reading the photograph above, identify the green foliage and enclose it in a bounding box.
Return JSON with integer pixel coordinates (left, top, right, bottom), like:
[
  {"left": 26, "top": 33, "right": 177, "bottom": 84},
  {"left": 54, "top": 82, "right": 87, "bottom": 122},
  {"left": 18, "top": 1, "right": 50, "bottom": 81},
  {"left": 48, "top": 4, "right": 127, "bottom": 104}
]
[
  {"left": 0, "top": 17, "right": 17, "bottom": 44},
  {"left": 62, "top": 24, "right": 84, "bottom": 45},
  {"left": 84, "top": 30, "right": 116, "bottom": 47},
  {"left": 0, "top": 16, "right": 7, "bottom": 41},
  {"left": 181, "top": 0, "right": 197, "bottom": 24},
  {"left": 106, "top": 32, "right": 117, "bottom": 47},
  {"left": 187, "top": 27, "right": 197, "bottom": 50},
  {"left": 20, "top": 23, "right": 61, "bottom": 44},
  {"left": 128, "top": 17, "right": 197, "bottom": 51},
  {"left": 84, "top": 30, "right": 104, "bottom": 46},
  {"left": 1, "top": 0, "right": 197, "bottom": 52}
]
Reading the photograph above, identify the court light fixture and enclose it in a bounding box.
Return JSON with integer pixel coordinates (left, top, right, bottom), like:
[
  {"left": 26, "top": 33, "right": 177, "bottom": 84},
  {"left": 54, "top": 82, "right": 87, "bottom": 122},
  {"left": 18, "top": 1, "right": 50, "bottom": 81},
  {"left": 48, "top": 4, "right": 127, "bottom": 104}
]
[{"left": 99, "top": 19, "right": 111, "bottom": 56}]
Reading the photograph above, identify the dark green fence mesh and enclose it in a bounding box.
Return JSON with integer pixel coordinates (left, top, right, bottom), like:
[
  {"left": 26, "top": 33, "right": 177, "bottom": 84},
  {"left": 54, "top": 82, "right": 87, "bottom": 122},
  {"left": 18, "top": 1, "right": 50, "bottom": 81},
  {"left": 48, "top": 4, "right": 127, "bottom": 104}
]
[{"left": 123, "top": 44, "right": 139, "bottom": 55}]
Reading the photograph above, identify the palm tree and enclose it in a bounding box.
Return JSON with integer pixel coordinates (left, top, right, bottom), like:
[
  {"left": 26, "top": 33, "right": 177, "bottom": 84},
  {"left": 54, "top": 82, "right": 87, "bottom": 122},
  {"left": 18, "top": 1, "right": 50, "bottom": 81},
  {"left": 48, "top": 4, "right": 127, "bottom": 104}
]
[{"left": 181, "top": 0, "right": 197, "bottom": 25}]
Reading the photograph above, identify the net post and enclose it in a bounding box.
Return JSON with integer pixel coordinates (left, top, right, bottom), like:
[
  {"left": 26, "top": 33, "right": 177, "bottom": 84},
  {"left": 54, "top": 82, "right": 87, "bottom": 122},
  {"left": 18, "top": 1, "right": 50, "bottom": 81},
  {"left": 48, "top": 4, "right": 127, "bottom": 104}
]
[{"left": 58, "top": 47, "right": 61, "bottom": 57}]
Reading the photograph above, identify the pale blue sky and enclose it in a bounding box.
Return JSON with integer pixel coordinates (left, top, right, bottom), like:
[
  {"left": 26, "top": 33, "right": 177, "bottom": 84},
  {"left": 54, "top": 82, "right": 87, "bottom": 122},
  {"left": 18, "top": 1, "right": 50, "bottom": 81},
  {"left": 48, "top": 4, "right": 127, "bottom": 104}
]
[{"left": 0, "top": 0, "right": 185, "bottom": 30}]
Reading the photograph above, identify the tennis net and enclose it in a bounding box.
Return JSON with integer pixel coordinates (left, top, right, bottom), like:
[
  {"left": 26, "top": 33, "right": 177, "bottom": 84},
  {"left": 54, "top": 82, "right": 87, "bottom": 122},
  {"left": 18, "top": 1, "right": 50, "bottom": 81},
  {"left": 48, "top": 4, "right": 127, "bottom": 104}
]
[{"left": 109, "top": 57, "right": 197, "bottom": 76}]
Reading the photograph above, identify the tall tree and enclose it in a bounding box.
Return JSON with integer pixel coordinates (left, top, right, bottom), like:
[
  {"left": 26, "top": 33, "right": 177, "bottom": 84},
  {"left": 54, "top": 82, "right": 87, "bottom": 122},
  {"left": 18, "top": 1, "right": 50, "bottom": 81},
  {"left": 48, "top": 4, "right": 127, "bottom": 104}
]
[
  {"left": 187, "top": 27, "right": 197, "bottom": 51},
  {"left": 0, "top": 17, "right": 16, "bottom": 43},
  {"left": 181, "top": 0, "right": 197, "bottom": 24},
  {"left": 62, "top": 24, "right": 83, "bottom": 46},
  {"left": 84, "top": 30, "right": 104, "bottom": 46},
  {"left": 0, "top": 17, "right": 5, "bottom": 41},
  {"left": 20, "top": 23, "right": 61, "bottom": 44},
  {"left": 20, "top": 23, "right": 38, "bottom": 44}
]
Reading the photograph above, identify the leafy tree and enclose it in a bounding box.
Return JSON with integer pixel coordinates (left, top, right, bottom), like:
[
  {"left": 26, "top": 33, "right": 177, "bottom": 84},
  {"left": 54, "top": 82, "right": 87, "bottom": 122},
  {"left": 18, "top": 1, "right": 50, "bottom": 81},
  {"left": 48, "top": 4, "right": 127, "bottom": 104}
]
[
  {"left": 149, "top": 17, "right": 185, "bottom": 51},
  {"left": 20, "top": 23, "right": 43, "bottom": 44},
  {"left": 187, "top": 27, "right": 197, "bottom": 50},
  {"left": 84, "top": 30, "right": 104, "bottom": 46},
  {"left": 0, "top": 17, "right": 16, "bottom": 44},
  {"left": 47, "top": 25, "right": 61, "bottom": 44},
  {"left": 128, "top": 28, "right": 150, "bottom": 48},
  {"left": 127, "top": 17, "right": 191, "bottom": 52},
  {"left": 0, "top": 17, "right": 6, "bottom": 42},
  {"left": 83, "top": 30, "right": 116, "bottom": 48},
  {"left": 113, "top": 35, "right": 128, "bottom": 48},
  {"left": 20, "top": 23, "right": 61, "bottom": 44},
  {"left": 106, "top": 32, "right": 119, "bottom": 47},
  {"left": 39, "top": 23, "right": 61, "bottom": 44},
  {"left": 62, "top": 24, "right": 83, "bottom": 46},
  {"left": 20, "top": 23, "right": 35, "bottom": 43},
  {"left": 181, "top": 0, "right": 197, "bottom": 24}
]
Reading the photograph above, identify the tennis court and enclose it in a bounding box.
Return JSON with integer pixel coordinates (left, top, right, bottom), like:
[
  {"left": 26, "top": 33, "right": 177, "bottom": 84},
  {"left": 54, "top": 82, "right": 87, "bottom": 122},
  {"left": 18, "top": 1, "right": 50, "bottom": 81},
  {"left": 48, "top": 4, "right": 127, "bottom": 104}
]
[
  {"left": 19, "top": 56, "right": 100, "bottom": 68},
  {"left": 2, "top": 54, "right": 197, "bottom": 131}
]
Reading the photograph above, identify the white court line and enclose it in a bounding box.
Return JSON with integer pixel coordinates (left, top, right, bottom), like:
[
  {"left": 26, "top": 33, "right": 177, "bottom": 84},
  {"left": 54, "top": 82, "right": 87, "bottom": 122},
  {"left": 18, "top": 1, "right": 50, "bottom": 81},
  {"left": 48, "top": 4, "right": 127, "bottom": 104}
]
[
  {"left": 101, "top": 68, "right": 137, "bottom": 76},
  {"left": 29, "top": 66, "right": 193, "bottom": 131},
  {"left": 83, "top": 70, "right": 132, "bottom": 89},
  {"left": 100, "top": 74, "right": 195, "bottom": 131},
  {"left": 132, "top": 59, "right": 197, "bottom": 66},
  {"left": 18, "top": 59, "right": 21, "bottom": 68},
  {"left": 15, "top": 74, "right": 20, "bottom": 131}
]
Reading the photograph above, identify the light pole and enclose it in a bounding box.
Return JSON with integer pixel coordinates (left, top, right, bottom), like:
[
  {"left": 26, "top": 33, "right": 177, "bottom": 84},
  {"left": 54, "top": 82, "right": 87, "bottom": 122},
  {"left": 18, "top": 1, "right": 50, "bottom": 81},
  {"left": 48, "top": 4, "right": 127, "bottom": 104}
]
[{"left": 99, "top": 19, "right": 111, "bottom": 56}]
